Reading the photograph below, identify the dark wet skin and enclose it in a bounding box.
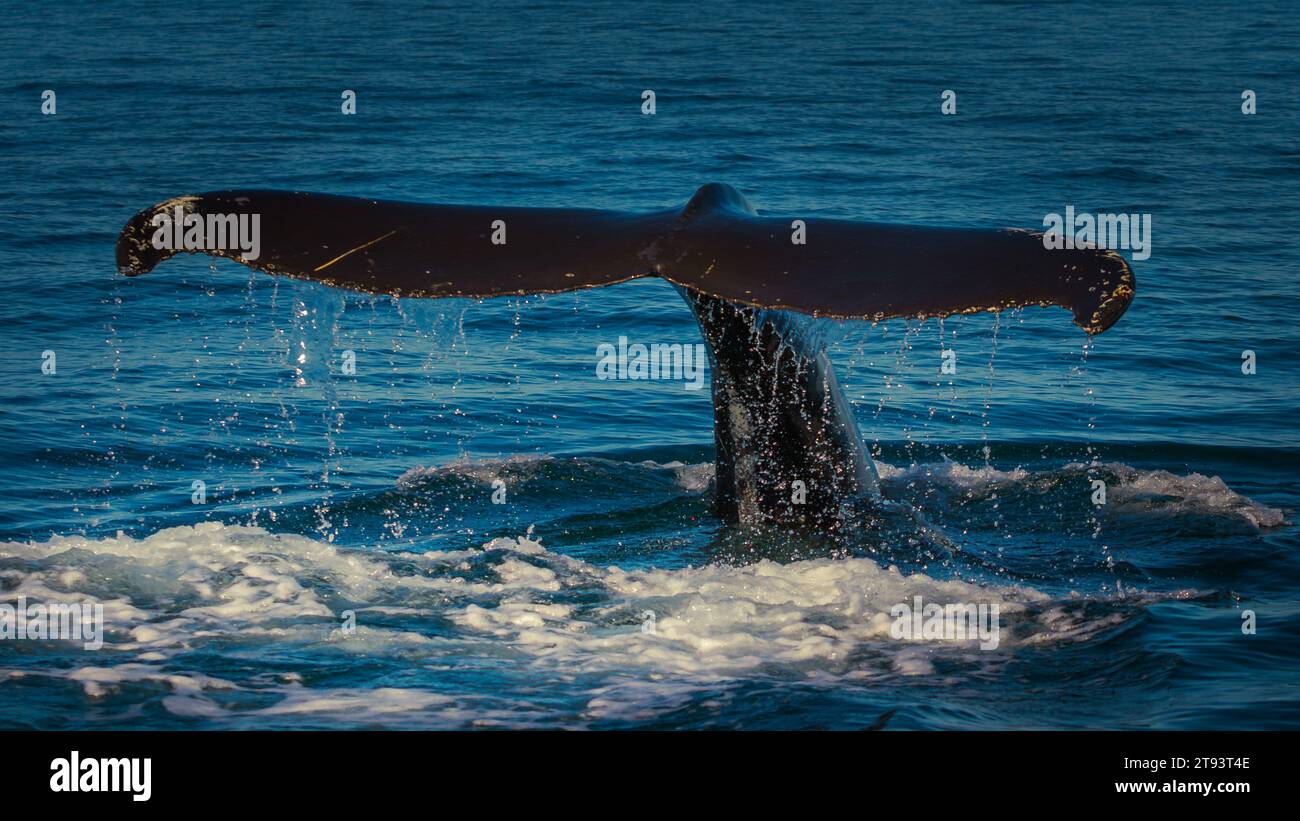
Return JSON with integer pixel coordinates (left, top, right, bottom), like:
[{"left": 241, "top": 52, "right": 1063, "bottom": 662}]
[{"left": 679, "top": 286, "right": 878, "bottom": 531}]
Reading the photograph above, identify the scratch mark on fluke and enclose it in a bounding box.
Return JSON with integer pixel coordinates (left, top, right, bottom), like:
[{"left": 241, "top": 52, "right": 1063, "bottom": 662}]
[{"left": 314, "top": 229, "right": 398, "bottom": 273}]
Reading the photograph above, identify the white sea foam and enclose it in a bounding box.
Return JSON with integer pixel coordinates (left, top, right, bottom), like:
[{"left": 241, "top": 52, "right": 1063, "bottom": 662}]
[
  {"left": 874, "top": 457, "right": 1029, "bottom": 487},
  {"left": 1074, "top": 462, "right": 1288, "bottom": 529},
  {"left": 872, "top": 456, "right": 1285, "bottom": 528},
  {"left": 0, "top": 520, "right": 1180, "bottom": 724}
]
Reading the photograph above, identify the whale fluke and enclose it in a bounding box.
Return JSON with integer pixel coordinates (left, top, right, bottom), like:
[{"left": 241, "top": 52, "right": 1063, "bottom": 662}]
[
  {"left": 117, "top": 183, "right": 1133, "bottom": 334},
  {"left": 116, "top": 184, "right": 1135, "bottom": 531}
]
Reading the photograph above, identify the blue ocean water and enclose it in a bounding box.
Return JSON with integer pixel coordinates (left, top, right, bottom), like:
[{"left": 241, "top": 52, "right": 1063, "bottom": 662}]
[{"left": 0, "top": 0, "right": 1297, "bottom": 729}]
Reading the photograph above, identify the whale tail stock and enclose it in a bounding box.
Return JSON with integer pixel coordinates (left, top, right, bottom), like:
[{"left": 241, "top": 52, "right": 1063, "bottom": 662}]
[{"left": 116, "top": 183, "right": 1134, "bottom": 529}]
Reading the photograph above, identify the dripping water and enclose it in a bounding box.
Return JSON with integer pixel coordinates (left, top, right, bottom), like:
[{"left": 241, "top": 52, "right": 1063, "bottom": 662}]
[
  {"left": 978, "top": 311, "right": 1006, "bottom": 551},
  {"left": 1077, "top": 335, "right": 1113, "bottom": 577}
]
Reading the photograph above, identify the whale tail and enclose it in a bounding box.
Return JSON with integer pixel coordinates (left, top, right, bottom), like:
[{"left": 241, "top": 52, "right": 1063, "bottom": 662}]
[
  {"left": 116, "top": 184, "right": 1135, "bottom": 528},
  {"left": 117, "top": 182, "right": 1133, "bottom": 334}
]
